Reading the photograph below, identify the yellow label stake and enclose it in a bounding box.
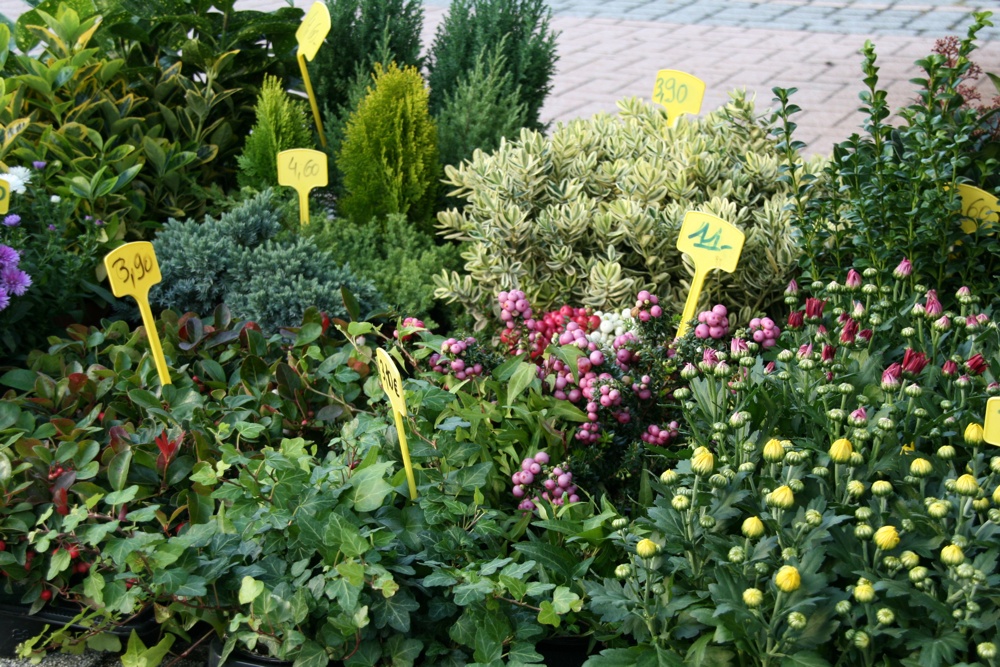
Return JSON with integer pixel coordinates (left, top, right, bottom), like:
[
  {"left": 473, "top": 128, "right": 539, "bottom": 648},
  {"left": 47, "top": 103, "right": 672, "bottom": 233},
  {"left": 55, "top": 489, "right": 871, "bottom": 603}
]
[
  {"left": 375, "top": 348, "right": 418, "bottom": 499},
  {"left": 277, "top": 148, "right": 328, "bottom": 224},
  {"left": 103, "top": 242, "right": 171, "bottom": 386},
  {"left": 296, "top": 1, "right": 332, "bottom": 146},
  {"left": 675, "top": 211, "right": 745, "bottom": 339},
  {"left": 984, "top": 396, "right": 1000, "bottom": 447},
  {"left": 652, "top": 69, "right": 705, "bottom": 126},
  {"left": 0, "top": 178, "right": 9, "bottom": 215},
  {"left": 957, "top": 184, "right": 999, "bottom": 234}
]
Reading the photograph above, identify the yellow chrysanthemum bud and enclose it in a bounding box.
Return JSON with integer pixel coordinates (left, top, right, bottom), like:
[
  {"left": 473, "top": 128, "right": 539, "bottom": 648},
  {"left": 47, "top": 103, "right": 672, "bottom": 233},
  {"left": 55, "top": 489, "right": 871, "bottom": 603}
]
[
  {"left": 993, "top": 485, "right": 1000, "bottom": 505},
  {"left": 671, "top": 495, "right": 691, "bottom": 511},
  {"left": 660, "top": 469, "right": 678, "bottom": 485},
  {"left": 767, "top": 485, "right": 795, "bottom": 510},
  {"left": 614, "top": 564, "right": 632, "bottom": 579},
  {"left": 941, "top": 544, "right": 965, "bottom": 566},
  {"left": 965, "top": 423, "right": 985, "bottom": 446},
  {"left": 690, "top": 447, "right": 715, "bottom": 476},
  {"left": 853, "top": 581, "right": 876, "bottom": 603},
  {"left": 955, "top": 474, "right": 980, "bottom": 497},
  {"left": 742, "top": 516, "right": 765, "bottom": 539},
  {"left": 900, "top": 551, "right": 919, "bottom": 569},
  {"left": 743, "top": 587, "right": 763, "bottom": 608},
  {"left": 910, "top": 458, "right": 933, "bottom": 477},
  {"left": 873, "top": 525, "right": 900, "bottom": 551},
  {"left": 876, "top": 608, "right": 895, "bottom": 625},
  {"left": 978, "top": 643, "right": 997, "bottom": 660},
  {"left": 928, "top": 501, "right": 950, "bottom": 518},
  {"left": 636, "top": 539, "right": 659, "bottom": 559},
  {"left": 775, "top": 565, "right": 801, "bottom": 593},
  {"left": 871, "top": 480, "right": 893, "bottom": 497},
  {"left": 937, "top": 445, "right": 956, "bottom": 460},
  {"left": 829, "top": 438, "right": 853, "bottom": 464},
  {"left": 846, "top": 480, "right": 865, "bottom": 498},
  {"left": 763, "top": 438, "right": 786, "bottom": 463}
]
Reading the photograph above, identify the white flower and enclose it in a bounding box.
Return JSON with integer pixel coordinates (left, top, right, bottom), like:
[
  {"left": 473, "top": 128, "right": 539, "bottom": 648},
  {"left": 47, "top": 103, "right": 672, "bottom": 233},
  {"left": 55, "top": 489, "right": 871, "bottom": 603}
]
[
  {"left": 1, "top": 166, "right": 32, "bottom": 194},
  {"left": 50, "top": 195, "right": 61, "bottom": 203}
]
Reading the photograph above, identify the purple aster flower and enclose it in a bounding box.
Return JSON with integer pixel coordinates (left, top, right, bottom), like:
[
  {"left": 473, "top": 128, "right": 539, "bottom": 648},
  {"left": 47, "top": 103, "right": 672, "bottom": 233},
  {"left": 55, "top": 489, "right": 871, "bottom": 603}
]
[
  {"left": 1, "top": 267, "right": 30, "bottom": 296},
  {"left": 0, "top": 288, "right": 9, "bottom": 312},
  {"left": 95, "top": 219, "right": 105, "bottom": 227},
  {"left": 47, "top": 224, "right": 57, "bottom": 232},
  {"left": 0, "top": 244, "right": 19, "bottom": 269},
  {"left": 32, "top": 161, "right": 46, "bottom": 170},
  {"left": 3, "top": 214, "right": 20, "bottom": 227}
]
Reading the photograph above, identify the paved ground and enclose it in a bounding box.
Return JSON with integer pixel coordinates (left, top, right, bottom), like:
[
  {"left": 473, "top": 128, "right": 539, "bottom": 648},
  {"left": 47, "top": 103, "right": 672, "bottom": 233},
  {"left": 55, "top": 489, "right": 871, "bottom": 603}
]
[{"left": 0, "top": 0, "right": 997, "bottom": 153}]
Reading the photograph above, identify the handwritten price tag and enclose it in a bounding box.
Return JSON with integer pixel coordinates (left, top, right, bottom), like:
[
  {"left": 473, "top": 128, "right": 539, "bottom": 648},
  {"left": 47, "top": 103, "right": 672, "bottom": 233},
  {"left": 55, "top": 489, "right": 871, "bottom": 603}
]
[
  {"left": 277, "top": 148, "right": 328, "bottom": 225},
  {"left": 0, "top": 178, "right": 9, "bottom": 215},
  {"left": 675, "top": 211, "right": 745, "bottom": 339},
  {"left": 375, "top": 348, "right": 418, "bottom": 499},
  {"left": 652, "top": 69, "right": 705, "bottom": 125},
  {"left": 103, "top": 242, "right": 171, "bottom": 386},
  {"left": 984, "top": 397, "right": 1000, "bottom": 447},
  {"left": 957, "top": 184, "right": 999, "bottom": 234},
  {"left": 296, "top": 1, "right": 331, "bottom": 61}
]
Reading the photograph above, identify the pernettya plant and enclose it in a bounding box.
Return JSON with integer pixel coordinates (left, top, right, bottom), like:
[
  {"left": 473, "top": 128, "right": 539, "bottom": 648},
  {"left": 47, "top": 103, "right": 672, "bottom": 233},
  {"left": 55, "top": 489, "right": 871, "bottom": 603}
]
[{"left": 434, "top": 92, "right": 829, "bottom": 329}]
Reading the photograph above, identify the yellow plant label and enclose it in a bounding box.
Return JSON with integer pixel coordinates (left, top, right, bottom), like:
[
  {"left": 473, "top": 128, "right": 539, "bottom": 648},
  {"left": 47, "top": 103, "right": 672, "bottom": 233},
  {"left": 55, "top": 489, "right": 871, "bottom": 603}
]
[
  {"left": 375, "top": 348, "right": 418, "bottom": 499},
  {"left": 277, "top": 148, "right": 328, "bottom": 224},
  {"left": 675, "top": 211, "right": 745, "bottom": 339},
  {"left": 984, "top": 396, "right": 1000, "bottom": 446},
  {"left": 103, "top": 242, "right": 171, "bottom": 386},
  {"left": 0, "top": 178, "right": 9, "bottom": 214},
  {"left": 296, "top": 1, "right": 331, "bottom": 62},
  {"left": 957, "top": 184, "right": 999, "bottom": 234},
  {"left": 652, "top": 69, "right": 705, "bottom": 124}
]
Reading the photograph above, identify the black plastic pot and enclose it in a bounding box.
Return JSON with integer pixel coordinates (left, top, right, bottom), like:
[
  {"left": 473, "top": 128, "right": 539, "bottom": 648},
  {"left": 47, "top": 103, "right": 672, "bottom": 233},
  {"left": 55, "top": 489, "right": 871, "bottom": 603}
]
[
  {"left": 207, "top": 637, "right": 293, "bottom": 667},
  {"left": 0, "top": 595, "right": 160, "bottom": 657},
  {"left": 535, "top": 636, "right": 595, "bottom": 667}
]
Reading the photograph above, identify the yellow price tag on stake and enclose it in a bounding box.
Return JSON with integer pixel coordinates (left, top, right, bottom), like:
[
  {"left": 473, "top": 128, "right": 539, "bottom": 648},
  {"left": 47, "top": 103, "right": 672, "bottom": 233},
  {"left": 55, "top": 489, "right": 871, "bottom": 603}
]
[
  {"left": 675, "top": 211, "right": 745, "bottom": 339},
  {"left": 375, "top": 348, "right": 418, "bottom": 500},
  {"left": 296, "top": 1, "right": 331, "bottom": 146},
  {"left": 983, "top": 396, "right": 1000, "bottom": 447},
  {"left": 103, "top": 242, "right": 171, "bottom": 386},
  {"left": 277, "top": 148, "right": 328, "bottom": 225},
  {"left": 956, "top": 184, "right": 999, "bottom": 234},
  {"left": 652, "top": 69, "right": 705, "bottom": 126},
  {"left": 0, "top": 178, "right": 9, "bottom": 214}
]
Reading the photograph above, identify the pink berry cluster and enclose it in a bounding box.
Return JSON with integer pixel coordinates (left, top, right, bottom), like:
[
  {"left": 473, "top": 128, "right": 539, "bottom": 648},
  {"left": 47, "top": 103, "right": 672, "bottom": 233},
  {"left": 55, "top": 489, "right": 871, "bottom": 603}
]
[
  {"left": 633, "top": 290, "right": 663, "bottom": 322},
  {"left": 511, "top": 451, "right": 581, "bottom": 510},
  {"left": 393, "top": 317, "right": 425, "bottom": 342},
  {"left": 641, "top": 421, "right": 680, "bottom": 446},
  {"left": 429, "top": 337, "right": 484, "bottom": 380},
  {"left": 499, "top": 292, "right": 601, "bottom": 359},
  {"left": 747, "top": 316, "right": 781, "bottom": 348},
  {"left": 695, "top": 305, "right": 730, "bottom": 340},
  {"left": 612, "top": 332, "right": 640, "bottom": 370}
]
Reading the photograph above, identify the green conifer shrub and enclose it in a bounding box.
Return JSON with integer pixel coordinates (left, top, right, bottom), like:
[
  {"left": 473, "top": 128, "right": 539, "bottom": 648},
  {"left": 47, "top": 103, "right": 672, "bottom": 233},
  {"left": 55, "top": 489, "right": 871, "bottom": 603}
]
[
  {"left": 307, "top": 214, "right": 463, "bottom": 323},
  {"left": 151, "top": 190, "right": 382, "bottom": 330},
  {"left": 436, "top": 40, "right": 527, "bottom": 168},
  {"left": 336, "top": 62, "right": 439, "bottom": 229},
  {"left": 427, "top": 0, "right": 557, "bottom": 132},
  {"left": 237, "top": 76, "right": 314, "bottom": 191}
]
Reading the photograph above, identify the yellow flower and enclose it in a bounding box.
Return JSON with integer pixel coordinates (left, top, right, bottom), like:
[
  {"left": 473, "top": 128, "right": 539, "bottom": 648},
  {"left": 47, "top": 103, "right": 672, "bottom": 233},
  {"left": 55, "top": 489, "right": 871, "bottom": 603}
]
[
  {"left": 636, "top": 538, "right": 659, "bottom": 559},
  {"left": 871, "top": 480, "right": 893, "bottom": 497},
  {"left": 900, "top": 551, "right": 919, "bottom": 569},
  {"left": 846, "top": 480, "right": 865, "bottom": 498},
  {"left": 829, "top": 438, "right": 853, "bottom": 464},
  {"left": 965, "top": 423, "right": 985, "bottom": 446},
  {"left": 775, "top": 565, "right": 801, "bottom": 593},
  {"left": 660, "top": 469, "right": 678, "bottom": 485},
  {"left": 993, "top": 485, "right": 1000, "bottom": 505},
  {"left": 742, "top": 587, "right": 763, "bottom": 608},
  {"left": 955, "top": 474, "right": 979, "bottom": 497},
  {"left": 763, "top": 438, "right": 786, "bottom": 463},
  {"left": 767, "top": 485, "right": 795, "bottom": 510},
  {"left": 873, "top": 525, "right": 900, "bottom": 551},
  {"left": 742, "top": 516, "right": 765, "bottom": 539},
  {"left": 909, "top": 458, "right": 933, "bottom": 477},
  {"left": 941, "top": 544, "right": 965, "bottom": 566},
  {"left": 853, "top": 581, "right": 876, "bottom": 603},
  {"left": 690, "top": 447, "right": 715, "bottom": 476}
]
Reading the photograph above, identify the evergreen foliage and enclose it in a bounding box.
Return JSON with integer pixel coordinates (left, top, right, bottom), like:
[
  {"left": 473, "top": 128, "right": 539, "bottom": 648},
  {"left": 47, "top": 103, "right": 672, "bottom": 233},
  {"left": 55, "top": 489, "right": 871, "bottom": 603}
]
[
  {"left": 427, "top": 0, "right": 558, "bottom": 131},
  {"left": 151, "top": 190, "right": 382, "bottom": 330},
  {"left": 336, "top": 62, "right": 439, "bottom": 229},
  {"left": 237, "top": 76, "right": 314, "bottom": 191},
  {"left": 436, "top": 41, "right": 527, "bottom": 168},
  {"left": 308, "top": 214, "right": 463, "bottom": 322}
]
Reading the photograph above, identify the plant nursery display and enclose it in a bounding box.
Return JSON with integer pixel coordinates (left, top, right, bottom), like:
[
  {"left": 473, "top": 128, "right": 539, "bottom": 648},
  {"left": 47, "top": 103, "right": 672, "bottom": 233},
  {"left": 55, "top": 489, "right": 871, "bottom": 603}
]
[{"left": 2, "top": 0, "right": 1000, "bottom": 666}]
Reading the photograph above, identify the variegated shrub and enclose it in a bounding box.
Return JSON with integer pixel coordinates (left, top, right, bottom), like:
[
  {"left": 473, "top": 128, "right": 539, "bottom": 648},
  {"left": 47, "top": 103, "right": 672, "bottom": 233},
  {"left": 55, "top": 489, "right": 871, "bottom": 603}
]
[{"left": 434, "top": 91, "right": 829, "bottom": 328}]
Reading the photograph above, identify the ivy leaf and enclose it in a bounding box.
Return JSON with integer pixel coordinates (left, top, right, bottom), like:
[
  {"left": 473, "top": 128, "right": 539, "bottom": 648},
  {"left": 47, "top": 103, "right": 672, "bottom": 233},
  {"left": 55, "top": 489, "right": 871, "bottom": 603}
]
[
  {"left": 348, "top": 462, "right": 394, "bottom": 512},
  {"left": 239, "top": 576, "right": 264, "bottom": 605}
]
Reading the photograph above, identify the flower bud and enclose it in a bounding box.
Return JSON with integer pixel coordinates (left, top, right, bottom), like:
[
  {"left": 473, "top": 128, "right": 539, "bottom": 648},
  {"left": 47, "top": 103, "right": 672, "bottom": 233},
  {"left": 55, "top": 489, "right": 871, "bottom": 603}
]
[
  {"left": 829, "top": 438, "right": 853, "bottom": 464},
  {"left": 699, "top": 515, "right": 716, "bottom": 529},
  {"left": 853, "top": 631, "right": 870, "bottom": 649},
  {"left": 615, "top": 564, "right": 632, "bottom": 579},
  {"left": 978, "top": 643, "right": 997, "bottom": 660},
  {"left": 855, "top": 507, "right": 872, "bottom": 521},
  {"left": 964, "top": 423, "right": 985, "bottom": 446},
  {"left": 743, "top": 587, "right": 763, "bottom": 608},
  {"left": 873, "top": 525, "right": 900, "bottom": 550},
  {"left": 690, "top": 447, "right": 715, "bottom": 476},
  {"left": 636, "top": 538, "right": 659, "bottom": 559},
  {"left": 910, "top": 458, "right": 933, "bottom": 477},
  {"left": 812, "top": 466, "right": 829, "bottom": 478},
  {"left": 847, "top": 480, "right": 865, "bottom": 498},
  {"left": 957, "top": 563, "right": 975, "bottom": 579},
  {"left": 854, "top": 523, "right": 873, "bottom": 540},
  {"left": 787, "top": 611, "right": 807, "bottom": 630},
  {"left": 936, "top": 445, "right": 956, "bottom": 460},
  {"left": 763, "top": 438, "right": 786, "bottom": 463},
  {"left": 941, "top": 544, "right": 965, "bottom": 565},
  {"left": 872, "top": 480, "right": 893, "bottom": 497},
  {"left": 848, "top": 452, "right": 865, "bottom": 466},
  {"left": 775, "top": 565, "right": 801, "bottom": 592},
  {"left": 673, "top": 387, "right": 691, "bottom": 399},
  {"left": 928, "top": 501, "right": 950, "bottom": 518},
  {"left": 767, "top": 485, "right": 795, "bottom": 510},
  {"left": 742, "top": 516, "right": 765, "bottom": 539},
  {"left": 955, "top": 474, "right": 980, "bottom": 497},
  {"left": 904, "top": 383, "right": 923, "bottom": 398},
  {"left": 805, "top": 509, "right": 822, "bottom": 526},
  {"left": 728, "top": 546, "right": 745, "bottom": 563},
  {"left": 876, "top": 608, "right": 894, "bottom": 625},
  {"left": 709, "top": 473, "right": 728, "bottom": 489},
  {"left": 611, "top": 517, "right": 629, "bottom": 530},
  {"left": 672, "top": 495, "right": 691, "bottom": 511},
  {"left": 835, "top": 600, "right": 852, "bottom": 615},
  {"left": 909, "top": 566, "right": 928, "bottom": 582},
  {"left": 853, "top": 582, "right": 876, "bottom": 603},
  {"left": 660, "top": 469, "right": 678, "bottom": 485}
]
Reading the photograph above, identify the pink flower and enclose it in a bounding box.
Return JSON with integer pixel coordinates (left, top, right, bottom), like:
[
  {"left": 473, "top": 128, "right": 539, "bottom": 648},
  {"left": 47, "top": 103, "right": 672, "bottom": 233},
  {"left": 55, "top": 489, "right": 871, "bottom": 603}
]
[
  {"left": 730, "top": 337, "right": 749, "bottom": 357},
  {"left": 966, "top": 315, "right": 980, "bottom": 330},
  {"left": 901, "top": 348, "right": 929, "bottom": 376},
  {"left": 805, "top": 297, "right": 826, "bottom": 320},
  {"left": 787, "top": 310, "right": 804, "bottom": 329},
  {"left": 797, "top": 343, "right": 813, "bottom": 359},
  {"left": 956, "top": 286, "right": 971, "bottom": 300},
  {"left": 932, "top": 315, "right": 951, "bottom": 332},
  {"left": 924, "top": 290, "right": 942, "bottom": 317},
  {"left": 966, "top": 353, "right": 988, "bottom": 376},
  {"left": 881, "top": 363, "right": 902, "bottom": 391},
  {"left": 702, "top": 348, "right": 719, "bottom": 368},
  {"left": 840, "top": 318, "right": 859, "bottom": 344},
  {"left": 821, "top": 344, "right": 836, "bottom": 362},
  {"left": 764, "top": 361, "right": 776, "bottom": 374},
  {"left": 859, "top": 329, "right": 873, "bottom": 342},
  {"left": 893, "top": 257, "right": 912, "bottom": 279},
  {"left": 942, "top": 360, "right": 959, "bottom": 377},
  {"left": 845, "top": 268, "right": 862, "bottom": 289},
  {"left": 785, "top": 280, "right": 799, "bottom": 296}
]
